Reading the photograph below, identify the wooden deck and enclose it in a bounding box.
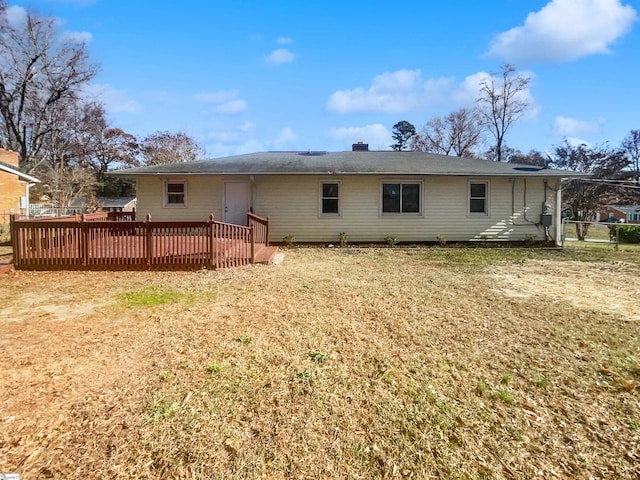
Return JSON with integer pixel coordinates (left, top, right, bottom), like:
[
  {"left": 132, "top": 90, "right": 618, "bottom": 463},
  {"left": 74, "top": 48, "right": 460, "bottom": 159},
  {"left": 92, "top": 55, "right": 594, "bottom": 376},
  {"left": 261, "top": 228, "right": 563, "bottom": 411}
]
[{"left": 10, "top": 212, "right": 276, "bottom": 271}]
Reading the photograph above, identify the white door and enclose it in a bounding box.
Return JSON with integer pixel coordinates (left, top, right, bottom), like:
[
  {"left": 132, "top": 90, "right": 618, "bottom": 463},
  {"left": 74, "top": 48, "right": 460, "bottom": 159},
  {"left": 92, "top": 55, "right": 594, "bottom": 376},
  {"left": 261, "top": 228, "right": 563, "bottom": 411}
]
[{"left": 224, "top": 181, "right": 250, "bottom": 225}]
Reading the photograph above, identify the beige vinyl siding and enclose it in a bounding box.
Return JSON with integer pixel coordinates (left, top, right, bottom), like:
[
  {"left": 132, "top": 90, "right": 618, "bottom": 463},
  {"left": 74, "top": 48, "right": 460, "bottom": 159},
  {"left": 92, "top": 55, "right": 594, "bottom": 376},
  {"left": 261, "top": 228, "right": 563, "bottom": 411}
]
[
  {"left": 135, "top": 175, "right": 225, "bottom": 221},
  {"left": 135, "top": 174, "right": 559, "bottom": 243},
  {"left": 255, "top": 175, "right": 558, "bottom": 243}
]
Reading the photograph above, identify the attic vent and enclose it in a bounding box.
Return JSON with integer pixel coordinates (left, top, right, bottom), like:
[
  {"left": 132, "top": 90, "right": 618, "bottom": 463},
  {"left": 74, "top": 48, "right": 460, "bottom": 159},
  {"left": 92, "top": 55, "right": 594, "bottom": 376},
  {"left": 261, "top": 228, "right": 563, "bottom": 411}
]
[
  {"left": 352, "top": 142, "right": 369, "bottom": 151},
  {"left": 298, "top": 151, "right": 328, "bottom": 156}
]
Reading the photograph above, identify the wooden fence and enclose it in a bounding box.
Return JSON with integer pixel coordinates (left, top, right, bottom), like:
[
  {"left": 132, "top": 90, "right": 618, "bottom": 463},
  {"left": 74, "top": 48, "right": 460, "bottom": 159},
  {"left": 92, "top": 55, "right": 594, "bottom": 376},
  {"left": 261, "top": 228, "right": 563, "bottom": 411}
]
[{"left": 10, "top": 212, "right": 270, "bottom": 271}]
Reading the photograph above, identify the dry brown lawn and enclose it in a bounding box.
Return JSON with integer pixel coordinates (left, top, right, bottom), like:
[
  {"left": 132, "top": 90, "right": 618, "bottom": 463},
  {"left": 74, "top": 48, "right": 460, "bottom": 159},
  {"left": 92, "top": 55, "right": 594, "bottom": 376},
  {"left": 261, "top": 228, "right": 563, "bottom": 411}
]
[{"left": 1, "top": 246, "right": 639, "bottom": 479}]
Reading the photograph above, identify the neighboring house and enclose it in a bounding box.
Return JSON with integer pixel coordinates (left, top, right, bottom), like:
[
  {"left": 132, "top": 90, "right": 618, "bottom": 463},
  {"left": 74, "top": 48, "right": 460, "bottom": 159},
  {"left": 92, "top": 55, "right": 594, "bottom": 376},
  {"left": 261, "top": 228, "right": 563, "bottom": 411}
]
[
  {"left": 112, "top": 144, "right": 586, "bottom": 245},
  {"left": 0, "top": 148, "right": 40, "bottom": 217},
  {"left": 598, "top": 205, "right": 640, "bottom": 224},
  {"left": 69, "top": 196, "right": 137, "bottom": 213}
]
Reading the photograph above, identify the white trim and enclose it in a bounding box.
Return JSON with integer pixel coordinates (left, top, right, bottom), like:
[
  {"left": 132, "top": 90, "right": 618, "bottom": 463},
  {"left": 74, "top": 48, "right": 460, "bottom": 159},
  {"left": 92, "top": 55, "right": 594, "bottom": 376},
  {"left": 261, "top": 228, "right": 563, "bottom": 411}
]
[
  {"left": 318, "top": 180, "right": 341, "bottom": 217},
  {"left": 163, "top": 179, "right": 187, "bottom": 208},
  {"left": 380, "top": 180, "right": 423, "bottom": 216},
  {"left": 0, "top": 163, "right": 40, "bottom": 183},
  {"left": 468, "top": 180, "right": 489, "bottom": 216}
]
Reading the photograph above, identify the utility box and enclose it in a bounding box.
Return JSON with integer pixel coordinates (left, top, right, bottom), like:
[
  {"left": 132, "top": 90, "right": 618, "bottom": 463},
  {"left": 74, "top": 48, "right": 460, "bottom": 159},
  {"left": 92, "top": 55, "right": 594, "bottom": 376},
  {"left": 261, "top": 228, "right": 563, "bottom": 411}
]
[{"left": 540, "top": 214, "right": 553, "bottom": 226}]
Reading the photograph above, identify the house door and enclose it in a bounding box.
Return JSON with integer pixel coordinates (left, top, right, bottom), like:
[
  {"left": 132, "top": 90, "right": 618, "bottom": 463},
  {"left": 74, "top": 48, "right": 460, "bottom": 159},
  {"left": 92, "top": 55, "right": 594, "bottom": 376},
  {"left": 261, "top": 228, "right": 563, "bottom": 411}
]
[{"left": 223, "top": 181, "right": 251, "bottom": 225}]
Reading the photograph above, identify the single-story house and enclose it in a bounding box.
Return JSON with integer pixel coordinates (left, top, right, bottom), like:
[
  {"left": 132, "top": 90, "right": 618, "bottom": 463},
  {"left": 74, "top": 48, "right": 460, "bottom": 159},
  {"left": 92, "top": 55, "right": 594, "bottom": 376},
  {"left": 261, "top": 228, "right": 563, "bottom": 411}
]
[
  {"left": 0, "top": 148, "right": 40, "bottom": 217},
  {"left": 598, "top": 204, "right": 640, "bottom": 224},
  {"left": 112, "top": 143, "right": 586, "bottom": 246}
]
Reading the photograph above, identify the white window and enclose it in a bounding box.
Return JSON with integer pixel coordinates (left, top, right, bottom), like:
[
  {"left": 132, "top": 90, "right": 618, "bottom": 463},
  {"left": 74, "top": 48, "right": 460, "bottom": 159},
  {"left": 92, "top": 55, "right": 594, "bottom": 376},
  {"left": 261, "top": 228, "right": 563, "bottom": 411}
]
[
  {"left": 381, "top": 182, "right": 422, "bottom": 215},
  {"left": 320, "top": 182, "right": 340, "bottom": 216},
  {"left": 468, "top": 181, "right": 489, "bottom": 215},
  {"left": 164, "top": 180, "right": 187, "bottom": 207}
]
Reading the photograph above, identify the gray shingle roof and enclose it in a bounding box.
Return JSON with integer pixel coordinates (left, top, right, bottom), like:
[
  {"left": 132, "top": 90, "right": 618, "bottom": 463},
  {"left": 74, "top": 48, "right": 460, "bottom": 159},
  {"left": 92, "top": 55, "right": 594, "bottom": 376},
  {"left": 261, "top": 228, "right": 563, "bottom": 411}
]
[
  {"left": 608, "top": 204, "right": 640, "bottom": 214},
  {"left": 110, "top": 151, "right": 588, "bottom": 178}
]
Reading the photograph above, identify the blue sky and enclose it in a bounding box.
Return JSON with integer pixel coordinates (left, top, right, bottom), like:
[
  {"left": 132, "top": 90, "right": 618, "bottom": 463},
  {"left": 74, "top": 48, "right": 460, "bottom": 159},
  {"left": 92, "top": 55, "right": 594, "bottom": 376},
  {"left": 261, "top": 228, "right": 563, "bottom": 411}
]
[{"left": 7, "top": 0, "right": 640, "bottom": 158}]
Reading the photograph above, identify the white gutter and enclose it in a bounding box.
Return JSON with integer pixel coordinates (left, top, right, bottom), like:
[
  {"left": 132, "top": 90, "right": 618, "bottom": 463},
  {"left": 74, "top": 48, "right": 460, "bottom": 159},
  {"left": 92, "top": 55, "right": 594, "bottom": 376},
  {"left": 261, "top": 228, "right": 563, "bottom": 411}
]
[
  {"left": 555, "top": 182, "right": 563, "bottom": 247},
  {"left": 0, "top": 164, "right": 40, "bottom": 183}
]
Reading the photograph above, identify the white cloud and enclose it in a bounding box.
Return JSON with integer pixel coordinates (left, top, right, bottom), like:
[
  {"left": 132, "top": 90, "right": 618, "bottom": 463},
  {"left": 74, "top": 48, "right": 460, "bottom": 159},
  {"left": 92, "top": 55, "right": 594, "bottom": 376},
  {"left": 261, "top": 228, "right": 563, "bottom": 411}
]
[
  {"left": 330, "top": 124, "right": 392, "bottom": 150},
  {"left": 554, "top": 116, "right": 605, "bottom": 136},
  {"left": 326, "top": 69, "right": 430, "bottom": 114},
  {"left": 486, "top": 0, "right": 638, "bottom": 63},
  {"left": 83, "top": 83, "right": 142, "bottom": 113},
  {"left": 565, "top": 136, "right": 592, "bottom": 147},
  {"left": 327, "top": 68, "right": 538, "bottom": 118},
  {"left": 6, "top": 5, "right": 27, "bottom": 26},
  {"left": 205, "top": 121, "right": 256, "bottom": 145},
  {"left": 277, "top": 37, "right": 292, "bottom": 44},
  {"left": 274, "top": 127, "right": 297, "bottom": 147},
  {"left": 239, "top": 121, "right": 256, "bottom": 132},
  {"left": 62, "top": 30, "right": 93, "bottom": 43},
  {"left": 194, "top": 90, "right": 248, "bottom": 114},
  {"left": 451, "top": 72, "right": 492, "bottom": 105},
  {"left": 215, "top": 99, "right": 248, "bottom": 114},
  {"left": 266, "top": 48, "right": 295, "bottom": 65}
]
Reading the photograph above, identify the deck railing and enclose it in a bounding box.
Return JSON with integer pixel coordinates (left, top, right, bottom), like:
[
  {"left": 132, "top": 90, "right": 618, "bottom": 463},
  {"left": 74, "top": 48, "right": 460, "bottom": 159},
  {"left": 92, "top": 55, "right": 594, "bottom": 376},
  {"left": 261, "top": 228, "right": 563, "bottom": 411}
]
[
  {"left": 248, "top": 211, "right": 269, "bottom": 246},
  {"left": 10, "top": 211, "right": 269, "bottom": 270}
]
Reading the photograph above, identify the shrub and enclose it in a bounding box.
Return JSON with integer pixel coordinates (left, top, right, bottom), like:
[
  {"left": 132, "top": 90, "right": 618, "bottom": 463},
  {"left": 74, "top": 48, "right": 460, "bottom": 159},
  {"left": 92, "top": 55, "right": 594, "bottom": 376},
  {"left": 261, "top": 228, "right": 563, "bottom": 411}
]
[
  {"left": 384, "top": 235, "right": 398, "bottom": 247},
  {"left": 339, "top": 232, "right": 348, "bottom": 247},
  {"left": 610, "top": 225, "right": 640, "bottom": 244}
]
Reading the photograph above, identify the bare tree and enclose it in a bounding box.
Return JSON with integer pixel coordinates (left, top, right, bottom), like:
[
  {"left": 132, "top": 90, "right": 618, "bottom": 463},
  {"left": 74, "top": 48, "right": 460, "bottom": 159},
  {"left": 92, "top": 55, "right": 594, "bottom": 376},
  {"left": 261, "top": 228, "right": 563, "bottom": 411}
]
[
  {"left": 69, "top": 102, "right": 139, "bottom": 180},
  {"left": 411, "top": 108, "right": 483, "bottom": 157},
  {"left": 37, "top": 163, "right": 98, "bottom": 207},
  {"left": 621, "top": 129, "right": 640, "bottom": 184},
  {"left": 0, "top": 7, "right": 97, "bottom": 169},
  {"left": 141, "top": 131, "right": 205, "bottom": 165},
  {"left": 552, "top": 141, "right": 631, "bottom": 240},
  {"left": 510, "top": 149, "right": 547, "bottom": 167},
  {"left": 476, "top": 64, "right": 531, "bottom": 162}
]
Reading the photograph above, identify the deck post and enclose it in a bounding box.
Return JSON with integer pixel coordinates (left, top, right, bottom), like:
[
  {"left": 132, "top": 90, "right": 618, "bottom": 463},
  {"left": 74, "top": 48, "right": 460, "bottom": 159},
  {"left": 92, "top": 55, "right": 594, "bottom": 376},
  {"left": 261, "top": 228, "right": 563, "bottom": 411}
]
[
  {"left": 81, "top": 214, "right": 88, "bottom": 266},
  {"left": 266, "top": 216, "right": 270, "bottom": 247},
  {"left": 146, "top": 214, "right": 152, "bottom": 268},
  {"left": 209, "top": 214, "right": 215, "bottom": 269},
  {"left": 250, "top": 225, "right": 255, "bottom": 264},
  {"left": 10, "top": 213, "right": 19, "bottom": 268}
]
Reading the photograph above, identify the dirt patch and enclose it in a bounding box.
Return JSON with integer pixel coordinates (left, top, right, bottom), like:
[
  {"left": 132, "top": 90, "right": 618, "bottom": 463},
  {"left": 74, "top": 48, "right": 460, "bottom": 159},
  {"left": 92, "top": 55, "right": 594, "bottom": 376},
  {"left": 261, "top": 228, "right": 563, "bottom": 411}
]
[{"left": 492, "top": 259, "right": 640, "bottom": 321}]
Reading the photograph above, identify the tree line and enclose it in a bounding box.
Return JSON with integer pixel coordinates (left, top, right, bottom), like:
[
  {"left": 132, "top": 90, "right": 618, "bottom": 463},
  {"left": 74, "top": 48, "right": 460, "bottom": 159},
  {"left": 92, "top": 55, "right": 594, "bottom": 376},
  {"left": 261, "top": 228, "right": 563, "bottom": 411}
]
[
  {"left": 0, "top": 2, "right": 204, "bottom": 206},
  {"left": 390, "top": 64, "right": 640, "bottom": 238}
]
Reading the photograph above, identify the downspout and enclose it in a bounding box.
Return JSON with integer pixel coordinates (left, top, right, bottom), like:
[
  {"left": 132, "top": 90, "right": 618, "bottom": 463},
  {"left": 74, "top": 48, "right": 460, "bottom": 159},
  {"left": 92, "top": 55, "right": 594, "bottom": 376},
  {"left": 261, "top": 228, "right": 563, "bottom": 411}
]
[
  {"left": 511, "top": 178, "right": 538, "bottom": 226},
  {"left": 555, "top": 181, "right": 563, "bottom": 247},
  {"left": 25, "top": 182, "right": 36, "bottom": 218}
]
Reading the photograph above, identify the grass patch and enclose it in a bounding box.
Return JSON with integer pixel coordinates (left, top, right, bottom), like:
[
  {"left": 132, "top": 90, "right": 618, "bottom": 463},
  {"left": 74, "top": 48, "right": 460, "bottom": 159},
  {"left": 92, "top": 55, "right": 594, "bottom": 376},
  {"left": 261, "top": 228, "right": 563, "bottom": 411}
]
[
  {"left": 309, "top": 350, "right": 329, "bottom": 364},
  {"left": 206, "top": 363, "right": 222, "bottom": 374},
  {"left": 145, "top": 396, "right": 180, "bottom": 422},
  {"left": 495, "top": 389, "right": 515, "bottom": 405},
  {"left": 119, "top": 287, "right": 186, "bottom": 307}
]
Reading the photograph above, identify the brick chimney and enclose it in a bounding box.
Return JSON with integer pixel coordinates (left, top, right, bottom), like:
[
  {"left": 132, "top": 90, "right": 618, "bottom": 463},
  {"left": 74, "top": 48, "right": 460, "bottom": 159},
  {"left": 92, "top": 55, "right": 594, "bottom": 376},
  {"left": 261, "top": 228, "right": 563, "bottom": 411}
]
[{"left": 352, "top": 141, "right": 369, "bottom": 152}]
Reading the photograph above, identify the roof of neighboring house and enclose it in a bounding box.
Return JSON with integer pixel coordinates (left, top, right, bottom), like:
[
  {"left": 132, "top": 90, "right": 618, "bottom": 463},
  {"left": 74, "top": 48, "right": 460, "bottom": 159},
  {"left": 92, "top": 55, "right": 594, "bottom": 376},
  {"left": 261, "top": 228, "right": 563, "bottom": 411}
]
[
  {"left": 605, "top": 204, "right": 640, "bottom": 215},
  {"left": 110, "top": 151, "right": 589, "bottom": 178},
  {"left": 0, "top": 160, "right": 40, "bottom": 183},
  {"left": 69, "top": 196, "right": 136, "bottom": 208}
]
